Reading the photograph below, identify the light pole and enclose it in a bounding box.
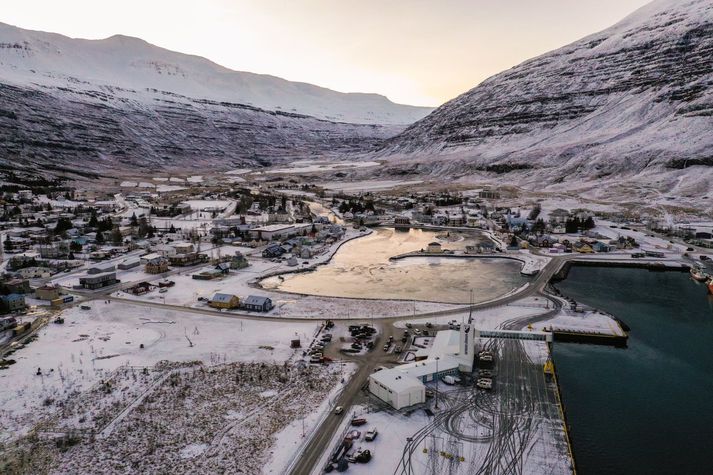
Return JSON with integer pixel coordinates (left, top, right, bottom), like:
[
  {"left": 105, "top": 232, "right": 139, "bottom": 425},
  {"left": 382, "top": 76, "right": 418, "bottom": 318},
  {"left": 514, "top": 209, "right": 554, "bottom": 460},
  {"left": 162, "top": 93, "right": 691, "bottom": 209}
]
[{"left": 434, "top": 356, "right": 440, "bottom": 410}]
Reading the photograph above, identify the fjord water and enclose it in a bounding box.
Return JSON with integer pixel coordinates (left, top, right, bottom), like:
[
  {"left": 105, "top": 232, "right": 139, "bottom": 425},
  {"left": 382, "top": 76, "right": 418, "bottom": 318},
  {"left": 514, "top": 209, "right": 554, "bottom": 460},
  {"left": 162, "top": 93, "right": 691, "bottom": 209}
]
[{"left": 553, "top": 266, "right": 713, "bottom": 474}]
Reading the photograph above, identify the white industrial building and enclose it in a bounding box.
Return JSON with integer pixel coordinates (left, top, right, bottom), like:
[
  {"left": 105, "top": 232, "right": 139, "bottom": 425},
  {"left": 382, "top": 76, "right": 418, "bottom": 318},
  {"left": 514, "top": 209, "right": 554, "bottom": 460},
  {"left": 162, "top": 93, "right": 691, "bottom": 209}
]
[
  {"left": 368, "top": 325, "right": 477, "bottom": 410},
  {"left": 249, "top": 224, "right": 295, "bottom": 241}
]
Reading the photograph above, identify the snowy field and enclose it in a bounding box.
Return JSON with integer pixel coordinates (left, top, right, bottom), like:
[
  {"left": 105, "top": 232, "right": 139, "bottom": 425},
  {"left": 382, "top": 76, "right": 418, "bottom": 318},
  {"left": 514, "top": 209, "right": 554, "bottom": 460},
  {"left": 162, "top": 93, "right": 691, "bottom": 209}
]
[
  {"left": 0, "top": 302, "right": 324, "bottom": 442},
  {"left": 156, "top": 184, "right": 187, "bottom": 193},
  {"left": 318, "top": 180, "right": 424, "bottom": 192},
  {"left": 181, "top": 199, "right": 232, "bottom": 211},
  {"left": 0, "top": 301, "right": 357, "bottom": 474},
  {"left": 393, "top": 295, "right": 623, "bottom": 336},
  {"left": 262, "top": 160, "right": 381, "bottom": 175}
]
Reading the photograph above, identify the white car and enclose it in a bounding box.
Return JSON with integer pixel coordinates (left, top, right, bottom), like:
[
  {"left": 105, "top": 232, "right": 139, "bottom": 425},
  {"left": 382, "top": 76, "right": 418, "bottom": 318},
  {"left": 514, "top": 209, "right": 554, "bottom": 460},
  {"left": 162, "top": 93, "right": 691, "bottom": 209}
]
[
  {"left": 334, "top": 406, "right": 344, "bottom": 415},
  {"left": 365, "top": 428, "right": 378, "bottom": 441}
]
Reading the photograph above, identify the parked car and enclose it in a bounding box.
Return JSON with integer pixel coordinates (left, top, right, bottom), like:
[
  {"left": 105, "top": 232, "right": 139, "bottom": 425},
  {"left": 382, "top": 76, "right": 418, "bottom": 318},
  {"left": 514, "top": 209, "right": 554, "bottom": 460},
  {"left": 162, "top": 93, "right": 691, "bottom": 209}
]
[
  {"left": 394, "top": 346, "right": 402, "bottom": 354},
  {"left": 477, "top": 378, "right": 493, "bottom": 390},
  {"left": 351, "top": 418, "right": 367, "bottom": 426},
  {"left": 442, "top": 375, "right": 461, "bottom": 385},
  {"left": 347, "top": 429, "right": 361, "bottom": 439},
  {"left": 365, "top": 428, "right": 378, "bottom": 441}
]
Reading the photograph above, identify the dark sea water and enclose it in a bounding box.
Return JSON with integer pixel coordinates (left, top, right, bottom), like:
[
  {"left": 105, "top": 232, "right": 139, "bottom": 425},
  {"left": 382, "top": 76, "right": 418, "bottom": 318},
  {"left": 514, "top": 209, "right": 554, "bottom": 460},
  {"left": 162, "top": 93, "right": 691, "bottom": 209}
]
[{"left": 553, "top": 266, "right": 713, "bottom": 475}]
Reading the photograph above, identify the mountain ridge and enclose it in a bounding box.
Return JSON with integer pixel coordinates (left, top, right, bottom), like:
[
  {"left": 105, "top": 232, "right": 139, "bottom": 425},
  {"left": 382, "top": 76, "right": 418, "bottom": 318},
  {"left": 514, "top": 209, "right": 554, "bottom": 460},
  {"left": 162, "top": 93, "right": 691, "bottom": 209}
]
[{"left": 0, "top": 21, "right": 432, "bottom": 125}]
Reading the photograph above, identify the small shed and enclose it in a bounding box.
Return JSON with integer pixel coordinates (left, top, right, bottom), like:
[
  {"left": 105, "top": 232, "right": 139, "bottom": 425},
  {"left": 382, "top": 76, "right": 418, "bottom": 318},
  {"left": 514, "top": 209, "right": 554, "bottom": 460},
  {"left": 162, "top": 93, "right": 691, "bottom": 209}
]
[{"left": 426, "top": 242, "right": 442, "bottom": 254}]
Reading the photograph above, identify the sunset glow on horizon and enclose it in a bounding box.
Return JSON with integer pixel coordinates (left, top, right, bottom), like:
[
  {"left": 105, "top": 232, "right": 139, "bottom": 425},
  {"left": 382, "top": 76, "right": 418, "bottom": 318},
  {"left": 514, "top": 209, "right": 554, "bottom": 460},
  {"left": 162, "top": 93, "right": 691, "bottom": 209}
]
[{"left": 2, "top": 0, "right": 650, "bottom": 107}]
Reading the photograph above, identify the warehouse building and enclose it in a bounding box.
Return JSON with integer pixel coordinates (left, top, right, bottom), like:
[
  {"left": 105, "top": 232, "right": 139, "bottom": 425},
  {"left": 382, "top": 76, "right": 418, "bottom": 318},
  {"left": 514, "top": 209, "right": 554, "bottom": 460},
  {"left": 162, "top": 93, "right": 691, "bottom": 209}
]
[
  {"left": 79, "top": 272, "right": 118, "bottom": 290},
  {"left": 368, "top": 325, "right": 476, "bottom": 410}
]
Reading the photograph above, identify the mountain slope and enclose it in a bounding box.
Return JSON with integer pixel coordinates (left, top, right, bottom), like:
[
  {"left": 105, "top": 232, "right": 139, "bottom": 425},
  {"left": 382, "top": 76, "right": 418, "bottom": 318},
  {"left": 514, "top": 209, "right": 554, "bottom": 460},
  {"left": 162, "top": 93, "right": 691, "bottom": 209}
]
[
  {"left": 0, "top": 22, "right": 431, "bottom": 125},
  {"left": 381, "top": 0, "right": 713, "bottom": 198},
  {"left": 0, "top": 81, "right": 400, "bottom": 178},
  {"left": 0, "top": 22, "right": 425, "bottom": 179}
]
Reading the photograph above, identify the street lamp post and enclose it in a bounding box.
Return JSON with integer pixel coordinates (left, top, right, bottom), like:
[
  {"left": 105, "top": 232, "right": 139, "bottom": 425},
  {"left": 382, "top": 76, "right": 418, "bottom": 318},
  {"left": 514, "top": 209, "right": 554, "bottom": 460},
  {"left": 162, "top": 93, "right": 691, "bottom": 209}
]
[{"left": 435, "top": 356, "right": 440, "bottom": 410}]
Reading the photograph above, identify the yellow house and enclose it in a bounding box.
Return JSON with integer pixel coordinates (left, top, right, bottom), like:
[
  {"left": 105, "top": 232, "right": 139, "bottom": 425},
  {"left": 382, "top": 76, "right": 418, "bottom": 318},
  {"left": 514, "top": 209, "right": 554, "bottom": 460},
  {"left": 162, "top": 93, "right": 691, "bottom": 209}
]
[
  {"left": 209, "top": 293, "right": 240, "bottom": 309},
  {"left": 575, "top": 243, "right": 594, "bottom": 253}
]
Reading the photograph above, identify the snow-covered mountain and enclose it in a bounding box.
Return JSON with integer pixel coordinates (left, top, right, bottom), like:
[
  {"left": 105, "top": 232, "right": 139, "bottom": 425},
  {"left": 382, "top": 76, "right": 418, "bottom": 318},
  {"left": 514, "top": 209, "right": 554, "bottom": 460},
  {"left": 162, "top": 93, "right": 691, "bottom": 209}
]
[
  {"left": 0, "top": 22, "right": 432, "bottom": 178},
  {"left": 380, "top": 0, "right": 713, "bottom": 200},
  {"left": 0, "top": 22, "right": 431, "bottom": 125}
]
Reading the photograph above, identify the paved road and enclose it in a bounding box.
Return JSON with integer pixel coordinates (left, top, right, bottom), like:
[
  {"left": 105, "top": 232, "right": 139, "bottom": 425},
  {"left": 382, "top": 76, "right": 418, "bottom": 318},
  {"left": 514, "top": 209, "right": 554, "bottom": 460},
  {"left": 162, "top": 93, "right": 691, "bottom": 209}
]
[{"left": 290, "top": 360, "right": 374, "bottom": 475}]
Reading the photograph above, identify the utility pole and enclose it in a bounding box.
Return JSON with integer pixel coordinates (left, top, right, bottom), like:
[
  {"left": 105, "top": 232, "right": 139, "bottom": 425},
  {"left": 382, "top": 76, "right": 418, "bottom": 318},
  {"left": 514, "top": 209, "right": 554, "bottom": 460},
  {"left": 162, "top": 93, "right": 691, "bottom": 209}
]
[{"left": 435, "top": 356, "right": 440, "bottom": 410}]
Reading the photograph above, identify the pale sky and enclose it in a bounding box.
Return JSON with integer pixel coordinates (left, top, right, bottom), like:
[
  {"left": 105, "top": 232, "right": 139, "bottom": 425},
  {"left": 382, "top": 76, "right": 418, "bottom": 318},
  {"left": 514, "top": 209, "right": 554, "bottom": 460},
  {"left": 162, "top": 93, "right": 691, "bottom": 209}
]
[{"left": 2, "top": 0, "right": 651, "bottom": 107}]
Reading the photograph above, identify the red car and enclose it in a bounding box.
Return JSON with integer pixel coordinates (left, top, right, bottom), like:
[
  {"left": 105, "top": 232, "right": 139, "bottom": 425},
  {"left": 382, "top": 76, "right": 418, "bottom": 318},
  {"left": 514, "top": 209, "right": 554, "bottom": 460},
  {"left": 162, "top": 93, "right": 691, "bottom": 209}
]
[{"left": 351, "top": 418, "right": 367, "bottom": 426}]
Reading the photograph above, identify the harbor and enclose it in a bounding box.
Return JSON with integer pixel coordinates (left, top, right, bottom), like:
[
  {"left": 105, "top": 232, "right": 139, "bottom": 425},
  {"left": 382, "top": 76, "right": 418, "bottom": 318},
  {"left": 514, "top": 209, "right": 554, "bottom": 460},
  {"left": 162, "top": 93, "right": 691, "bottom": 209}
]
[{"left": 552, "top": 266, "right": 713, "bottom": 474}]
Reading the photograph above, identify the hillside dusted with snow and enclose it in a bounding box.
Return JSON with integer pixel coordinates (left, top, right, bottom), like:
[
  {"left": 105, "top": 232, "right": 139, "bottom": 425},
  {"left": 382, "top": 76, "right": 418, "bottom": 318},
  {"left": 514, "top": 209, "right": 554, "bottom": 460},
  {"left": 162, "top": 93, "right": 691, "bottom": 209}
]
[
  {"left": 0, "top": 81, "right": 398, "bottom": 177},
  {"left": 0, "top": 23, "right": 430, "bottom": 125},
  {"left": 0, "top": 22, "right": 425, "bottom": 178},
  {"left": 381, "top": 0, "right": 713, "bottom": 199}
]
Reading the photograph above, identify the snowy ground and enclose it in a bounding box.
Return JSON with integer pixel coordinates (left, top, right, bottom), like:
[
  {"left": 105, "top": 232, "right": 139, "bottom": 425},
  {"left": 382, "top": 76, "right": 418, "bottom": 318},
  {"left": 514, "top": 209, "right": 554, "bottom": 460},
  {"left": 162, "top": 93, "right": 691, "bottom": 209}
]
[
  {"left": 0, "top": 302, "right": 324, "bottom": 442},
  {"left": 261, "top": 160, "right": 381, "bottom": 175},
  {"left": 393, "top": 295, "right": 624, "bottom": 337},
  {"left": 317, "top": 179, "right": 424, "bottom": 192},
  {"left": 517, "top": 249, "right": 550, "bottom": 274},
  {"left": 540, "top": 309, "right": 626, "bottom": 336},
  {"left": 0, "top": 300, "right": 360, "bottom": 474},
  {"left": 316, "top": 338, "right": 571, "bottom": 475},
  {"left": 311, "top": 404, "right": 430, "bottom": 475}
]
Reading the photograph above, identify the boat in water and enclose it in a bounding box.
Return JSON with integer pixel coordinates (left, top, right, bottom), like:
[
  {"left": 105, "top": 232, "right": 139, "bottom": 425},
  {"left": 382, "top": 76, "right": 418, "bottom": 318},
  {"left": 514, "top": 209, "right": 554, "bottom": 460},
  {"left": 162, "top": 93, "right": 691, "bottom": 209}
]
[{"left": 690, "top": 266, "right": 709, "bottom": 282}]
